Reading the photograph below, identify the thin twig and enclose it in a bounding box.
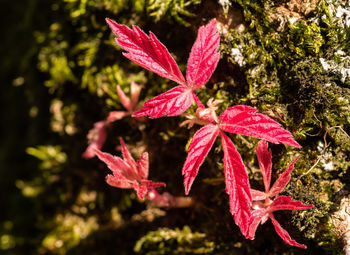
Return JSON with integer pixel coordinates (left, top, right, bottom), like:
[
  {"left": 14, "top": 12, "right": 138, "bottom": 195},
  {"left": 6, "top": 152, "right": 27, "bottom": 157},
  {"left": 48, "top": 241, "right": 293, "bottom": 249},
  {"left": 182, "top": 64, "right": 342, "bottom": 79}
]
[
  {"left": 328, "top": 125, "right": 350, "bottom": 140},
  {"left": 298, "top": 131, "right": 329, "bottom": 180}
]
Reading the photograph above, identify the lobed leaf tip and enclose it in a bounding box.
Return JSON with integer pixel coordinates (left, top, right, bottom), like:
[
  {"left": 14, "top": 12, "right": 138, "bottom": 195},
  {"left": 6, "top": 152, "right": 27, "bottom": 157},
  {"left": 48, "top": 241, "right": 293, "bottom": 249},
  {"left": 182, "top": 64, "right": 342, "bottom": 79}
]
[{"left": 105, "top": 17, "right": 115, "bottom": 27}]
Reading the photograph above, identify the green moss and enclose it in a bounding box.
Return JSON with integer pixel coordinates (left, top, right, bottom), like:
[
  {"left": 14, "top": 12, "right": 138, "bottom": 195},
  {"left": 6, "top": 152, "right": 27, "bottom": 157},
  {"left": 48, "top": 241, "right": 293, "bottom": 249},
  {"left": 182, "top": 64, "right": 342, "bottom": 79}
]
[
  {"left": 284, "top": 180, "right": 332, "bottom": 238},
  {"left": 134, "top": 226, "right": 215, "bottom": 254},
  {"left": 147, "top": 0, "right": 200, "bottom": 26},
  {"left": 218, "top": 1, "right": 350, "bottom": 251}
]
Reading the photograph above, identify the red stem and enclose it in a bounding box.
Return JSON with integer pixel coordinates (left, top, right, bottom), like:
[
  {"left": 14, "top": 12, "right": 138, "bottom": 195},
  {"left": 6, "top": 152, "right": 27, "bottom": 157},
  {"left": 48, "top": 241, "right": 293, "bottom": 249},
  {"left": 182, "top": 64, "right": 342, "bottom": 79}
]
[{"left": 192, "top": 92, "right": 205, "bottom": 109}]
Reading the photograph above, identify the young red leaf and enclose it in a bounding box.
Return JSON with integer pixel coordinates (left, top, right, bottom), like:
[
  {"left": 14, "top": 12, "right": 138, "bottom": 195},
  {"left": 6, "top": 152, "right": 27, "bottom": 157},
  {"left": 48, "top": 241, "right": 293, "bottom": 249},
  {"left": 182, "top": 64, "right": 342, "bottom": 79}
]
[
  {"left": 140, "top": 180, "right": 166, "bottom": 189},
  {"left": 220, "top": 131, "right": 252, "bottom": 235},
  {"left": 246, "top": 209, "right": 268, "bottom": 239},
  {"left": 133, "top": 86, "right": 194, "bottom": 118},
  {"left": 119, "top": 137, "right": 138, "bottom": 172},
  {"left": 106, "top": 83, "right": 143, "bottom": 123},
  {"left": 250, "top": 189, "right": 268, "bottom": 201},
  {"left": 106, "top": 18, "right": 186, "bottom": 86},
  {"left": 270, "top": 214, "right": 307, "bottom": 249},
  {"left": 107, "top": 111, "right": 130, "bottom": 123},
  {"left": 256, "top": 140, "right": 272, "bottom": 192},
  {"left": 83, "top": 121, "right": 108, "bottom": 158},
  {"left": 182, "top": 124, "right": 219, "bottom": 194},
  {"left": 247, "top": 141, "right": 313, "bottom": 248},
  {"left": 93, "top": 148, "right": 138, "bottom": 180},
  {"left": 134, "top": 183, "right": 148, "bottom": 200},
  {"left": 137, "top": 152, "right": 149, "bottom": 180},
  {"left": 268, "top": 157, "right": 299, "bottom": 197},
  {"left": 269, "top": 196, "right": 314, "bottom": 212},
  {"left": 186, "top": 19, "right": 220, "bottom": 90},
  {"left": 93, "top": 141, "right": 165, "bottom": 200},
  {"left": 106, "top": 174, "right": 133, "bottom": 189},
  {"left": 130, "top": 82, "right": 142, "bottom": 109},
  {"left": 116, "top": 85, "right": 132, "bottom": 112},
  {"left": 219, "top": 105, "right": 301, "bottom": 148},
  {"left": 106, "top": 173, "right": 133, "bottom": 189}
]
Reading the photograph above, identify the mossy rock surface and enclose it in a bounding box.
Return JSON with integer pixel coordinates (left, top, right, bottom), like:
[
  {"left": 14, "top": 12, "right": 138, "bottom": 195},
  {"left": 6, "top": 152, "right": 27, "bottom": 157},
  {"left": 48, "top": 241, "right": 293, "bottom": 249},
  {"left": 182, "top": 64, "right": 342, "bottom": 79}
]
[{"left": 2, "top": 0, "right": 350, "bottom": 254}]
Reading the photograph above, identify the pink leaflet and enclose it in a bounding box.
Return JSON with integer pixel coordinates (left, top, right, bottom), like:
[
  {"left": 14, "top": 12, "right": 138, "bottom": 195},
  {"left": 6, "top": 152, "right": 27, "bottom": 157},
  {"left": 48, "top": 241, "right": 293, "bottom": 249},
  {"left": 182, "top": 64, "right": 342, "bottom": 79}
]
[
  {"left": 83, "top": 121, "right": 108, "bottom": 159},
  {"left": 269, "top": 196, "right": 314, "bottom": 212},
  {"left": 83, "top": 145, "right": 99, "bottom": 159},
  {"left": 94, "top": 145, "right": 165, "bottom": 200},
  {"left": 247, "top": 140, "right": 313, "bottom": 248},
  {"left": 119, "top": 137, "right": 138, "bottom": 173},
  {"left": 250, "top": 189, "right": 268, "bottom": 201},
  {"left": 107, "top": 111, "right": 130, "bottom": 123},
  {"left": 256, "top": 140, "right": 272, "bottom": 192},
  {"left": 141, "top": 180, "right": 166, "bottom": 189},
  {"left": 107, "top": 82, "right": 143, "bottom": 123},
  {"left": 106, "top": 18, "right": 186, "bottom": 86},
  {"left": 270, "top": 214, "right": 307, "bottom": 249},
  {"left": 182, "top": 124, "right": 219, "bottom": 195},
  {"left": 268, "top": 157, "right": 299, "bottom": 197},
  {"left": 246, "top": 201, "right": 312, "bottom": 248},
  {"left": 219, "top": 105, "right": 301, "bottom": 148},
  {"left": 106, "top": 174, "right": 133, "bottom": 189},
  {"left": 130, "top": 82, "right": 142, "bottom": 109},
  {"left": 93, "top": 148, "right": 138, "bottom": 180},
  {"left": 132, "top": 86, "right": 194, "bottom": 118},
  {"left": 186, "top": 19, "right": 220, "bottom": 90},
  {"left": 246, "top": 209, "right": 268, "bottom": 239},
  {"left": 137, "top": 152, "right": 149, "bottom": 180},
  {"left": 134, "top": 183, "right": 148, "bottom": 200},
  {"left": 220, "top": 131, "right": 252, "bottom": 235},
  {"left": 117, "top": 85, "right": 132, "bottom": 112}
]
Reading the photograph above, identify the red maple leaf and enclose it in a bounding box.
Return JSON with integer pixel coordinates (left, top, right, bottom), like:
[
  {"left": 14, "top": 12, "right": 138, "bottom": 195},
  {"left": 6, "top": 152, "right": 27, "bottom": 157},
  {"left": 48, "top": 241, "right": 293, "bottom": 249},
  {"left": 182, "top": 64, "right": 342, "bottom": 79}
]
[
  {"left": 181, "top": 100, "right": 301, "bottom": 234},
  {"left": 93, "top": 138, "right": 165, "bottom": 200},
  {"left": 106, "top": 18, "right": 219, "bottom": 118},
  {"left": 246, "top": 140, "right": 313, "bottom": 248}
]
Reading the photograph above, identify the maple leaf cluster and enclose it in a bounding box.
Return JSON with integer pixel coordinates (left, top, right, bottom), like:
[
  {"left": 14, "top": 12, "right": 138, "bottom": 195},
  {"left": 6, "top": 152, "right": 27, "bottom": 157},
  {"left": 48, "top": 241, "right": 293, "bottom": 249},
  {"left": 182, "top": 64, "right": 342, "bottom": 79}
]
[
  {"left": 86, "top": 18, "right": 314, "bottom": 248},
  {"left": 93, "top": 138, "right": 192, "bottom": 208},
  {"left": 247, "top": 140, "right": 314, "bottom": 248},
  {"left": 93, "top": 138, "right": 165, "bottom": 200}
]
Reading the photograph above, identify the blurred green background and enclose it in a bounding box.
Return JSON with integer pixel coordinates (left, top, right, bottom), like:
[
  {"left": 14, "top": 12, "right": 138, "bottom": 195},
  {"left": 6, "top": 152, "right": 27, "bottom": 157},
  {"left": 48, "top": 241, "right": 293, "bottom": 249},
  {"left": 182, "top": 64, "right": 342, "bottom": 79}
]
[{"left": 1, "top": 0, "right": 350, "bottom": 254}]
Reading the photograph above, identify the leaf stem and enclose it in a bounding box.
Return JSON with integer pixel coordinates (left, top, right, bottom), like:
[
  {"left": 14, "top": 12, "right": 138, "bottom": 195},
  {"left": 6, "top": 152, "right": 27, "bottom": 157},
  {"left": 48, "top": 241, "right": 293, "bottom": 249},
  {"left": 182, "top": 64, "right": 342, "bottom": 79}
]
[{"left": 192, "top": 92, "right": 205, "bottom": 109}]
